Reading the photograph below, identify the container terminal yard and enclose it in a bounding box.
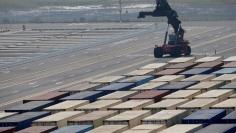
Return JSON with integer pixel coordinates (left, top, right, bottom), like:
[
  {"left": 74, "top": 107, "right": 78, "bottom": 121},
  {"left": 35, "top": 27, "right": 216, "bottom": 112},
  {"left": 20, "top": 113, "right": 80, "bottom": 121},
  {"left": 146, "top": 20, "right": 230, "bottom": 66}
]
[{"left": 1, "top": 0, "right": 236, "bottom": 133}]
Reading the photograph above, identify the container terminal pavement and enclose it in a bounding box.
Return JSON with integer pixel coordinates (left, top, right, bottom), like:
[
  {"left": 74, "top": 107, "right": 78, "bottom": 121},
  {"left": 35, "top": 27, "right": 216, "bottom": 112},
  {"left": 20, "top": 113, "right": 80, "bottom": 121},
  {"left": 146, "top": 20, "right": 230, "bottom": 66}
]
[{"left": 2, "top": 56, "right": 236, "bottom": 132}]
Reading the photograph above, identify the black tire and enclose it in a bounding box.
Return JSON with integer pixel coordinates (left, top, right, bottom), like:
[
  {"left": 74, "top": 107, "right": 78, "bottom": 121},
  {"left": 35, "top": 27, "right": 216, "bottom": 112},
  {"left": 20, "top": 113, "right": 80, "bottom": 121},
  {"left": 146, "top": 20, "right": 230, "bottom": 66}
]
[
  {"left": 184, "top": 45, "right": 191, "bottom": 56},
  {"left": 154, "top": 47, "right": 163, "bottom": 58},
  {"left": 170, "top": 47, "right": 181, "bottom": 57}
]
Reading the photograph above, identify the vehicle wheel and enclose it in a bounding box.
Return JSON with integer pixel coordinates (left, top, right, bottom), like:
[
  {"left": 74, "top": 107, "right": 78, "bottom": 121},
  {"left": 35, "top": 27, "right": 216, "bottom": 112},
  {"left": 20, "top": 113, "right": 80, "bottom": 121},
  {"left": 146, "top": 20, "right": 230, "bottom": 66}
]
[
  {"left": 184, "top": 45, "right": 191, "bottom": 56},
  {"left": 170, "top": 47, "right": 181, "bottom": 57},
  {"left": 154, "top": 47, "right": 163, "bottom": 58}
]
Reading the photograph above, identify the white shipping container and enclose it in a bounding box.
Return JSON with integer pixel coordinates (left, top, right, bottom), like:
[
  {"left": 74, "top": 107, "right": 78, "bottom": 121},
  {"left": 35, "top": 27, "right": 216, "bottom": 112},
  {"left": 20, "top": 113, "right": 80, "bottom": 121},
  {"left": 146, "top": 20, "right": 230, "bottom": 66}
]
[
  {"left": 98, "top": 91, "right": 138, "bottom": 101},
  {"left": 140, "top": 63, "right": 168, "bottom": 71},
  {"left": 151, "top": 75, "right": 185, "bottom": 82},
  {"left": 212, "top": 74, "right": 236, "bottom": 83},
  {"left": 187, "top": 81, "right": 224, "bottom": 92},
  {"left": 159, "top": 124, "right": 202, "bottom": 133},
  {"left": 195, "top": 89, "right": 234, "bottom": 102}
]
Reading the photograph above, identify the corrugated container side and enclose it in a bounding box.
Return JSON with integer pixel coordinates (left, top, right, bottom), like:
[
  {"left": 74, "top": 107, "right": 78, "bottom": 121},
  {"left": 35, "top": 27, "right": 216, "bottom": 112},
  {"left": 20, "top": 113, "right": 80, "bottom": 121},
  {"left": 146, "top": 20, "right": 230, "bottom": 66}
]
[
  {"left": 195, "top": 124, "right": 236, "bottom": 133},
  {"left": 15, "top": 126, "right": 57, "bottom": 133},
  {"left": 51, "top": 125, "right": 93, "bottom": 133}
]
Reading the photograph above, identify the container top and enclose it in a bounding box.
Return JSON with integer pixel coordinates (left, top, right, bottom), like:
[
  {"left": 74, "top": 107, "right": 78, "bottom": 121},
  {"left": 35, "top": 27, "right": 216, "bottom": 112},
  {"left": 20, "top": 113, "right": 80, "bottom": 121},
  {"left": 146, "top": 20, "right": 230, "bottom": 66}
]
[
  {"left": 118, "top": 76, "right": 154, "bottom": 83},
  {"left": 90, "top": 76, "right": 125, "bottom": 83},
  {"left": 132, "top": 124, "right": 165, "bottom": 130},
  {"left": 61, "top": 91, "right": 103, "bottom": 100},
  {"left": 96, "top": 83, "right": 135, "bottom": 91},
  {"left": 183, "top": 109, "right": 226, "bottom": 120},
  {"left": 145, "top": 99, "right": 188, "bottom": 109},
  {"left": 105, "top": 110, "right": 150, "bottom": 121},
  {"left": 195, "top": 124, "right": 236, "bottom": 133},
  {"left": 0, "top": 112, "right": 50, "bottom": 123},
  {"left": 222, "top": 62, "right": 236, "bottom": 68},
  {"left": 0, "top": 112, "right": 17, "bottom": 119},
  {"left": 24, "top": 91, "right": 68, "bottom": 101},
  {"left": 60, "top": 83, "right": 101, "bottom": 92},
  {"left": 98, "top": 91, "right": 138, "bottom": 100},
  {"left": 151, "top": 75, "right": 185, "bottom": 82},
  {"left": 77, "top": 100, "right": 122, "bottom": 110},
  {"left": 213, "top": 68, "right": 236, "bottom": 75},
  {"left": 223, "top": 56, "right": 236, "bottom": 62},
  {"left": 168, "top": 57, "right": 195, "bottom": 63},
  {"left": 222, "top": 111, "right": 236, "bottom": 119},
  {"left": 142, "top": 110, "right": 187, "bottom": 120},
  {"left": 180, "top": 68, "right": 212, "bottom": 75},
  {"left": 194, "top": 61, "right": 223, "bottom": 68},
  {"left": 187, "top": 81, "right": 223, "bottom": 89},
  {"left": 44, "top": 100, "right": 89, "bottom": 110},
  {"left": 122, "top": 130, "right": 153, "bottom": 133},
  {"left": 87, "top": 125, "right": 128, "bottom": 133},
  {"left": 163, "top": 90, "right": 201, "bottom": 99},
  {"left": 178, "top": 98, "right": 218, "bottom": 108},
  {"left": 129, "top": 90, "right": 170, "bottom": 99},
  {"left": 212, "top": 99, "right": 236, "bottom": 108},
  {"left": 157, "top": 81, "right": 197, "bottom": 90},
  {"left": 109, "top": 100, "right": 153, "bottom": 109},
  {"left": 69, "top": 111, "right": 117, "bottom": 121},
  {"left": 166, "top": 62, "right": 197, "bottom": 69},
  {"left": 34, "top": 111, "right": 84, "bottom": 122},
  {"left": 220, "top": 82, "right": 236, "bottom": 89},
  {"left": 131, "top": 82, "right": 167, "bottom": 91},
  {"left": 212, "top": 74, "right": 236, "bottom": 81},
  {"left": 182, "top": 75, "right": 215, "bottom": 82},
  {"left": 124, "top": 69, "right": 154, "bottom": 76},
  {"left": 195, "top": 56, "right": 222, "bottom": 63},
  {"left": 195, "top": 89, "right": 234, "bottom": 98},
  {"left": 229, "top": 93, "right": 236, "bottom": 98},
  {"left": 140, "top": 63, "right": 168, "bottom": 70},
  {"left": 15, "top": 126, "right": 57, "bottom": 133},
  {"left": 154, "top": 69, "right": 185, "bottom": 76},
  {"left": 159, "top": 124, "right": 202, "bottom": 133},
  {"left": 51, "top": 125, "right": 93, "bottom": 133}
]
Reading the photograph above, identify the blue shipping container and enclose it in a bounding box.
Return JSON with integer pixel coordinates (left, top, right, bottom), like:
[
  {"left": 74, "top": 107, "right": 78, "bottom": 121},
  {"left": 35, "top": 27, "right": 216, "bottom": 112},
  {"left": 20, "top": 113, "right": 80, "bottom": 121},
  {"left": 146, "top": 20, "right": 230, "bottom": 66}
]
[
  {"left": 213, "top": 68, "right": 236, "bottom": 75},
  {"left": 180, "top": 68, "right": 213, "bottom": 77},
  {"left": 221, "top": 111, "right": 236, "bottom": 123},
  {"left": 50, "top": 125, "right": 93, "bottom": 133},
  {"left": 195, "top": 124, "right": 236, "bottom": 133}
]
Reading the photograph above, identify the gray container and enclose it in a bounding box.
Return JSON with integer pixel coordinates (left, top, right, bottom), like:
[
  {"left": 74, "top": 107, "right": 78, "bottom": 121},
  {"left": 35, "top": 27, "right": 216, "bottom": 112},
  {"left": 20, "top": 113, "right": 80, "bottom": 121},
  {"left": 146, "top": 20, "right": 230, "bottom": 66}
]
[
  {"left": 157, "top": 82, "right": 197, "bottom": 92},
  {"left": 61, "top": 91, "right": 105, "bottom": 102},
  {"left": 118, "top": 76, "right": 154, "bottom": 86}
]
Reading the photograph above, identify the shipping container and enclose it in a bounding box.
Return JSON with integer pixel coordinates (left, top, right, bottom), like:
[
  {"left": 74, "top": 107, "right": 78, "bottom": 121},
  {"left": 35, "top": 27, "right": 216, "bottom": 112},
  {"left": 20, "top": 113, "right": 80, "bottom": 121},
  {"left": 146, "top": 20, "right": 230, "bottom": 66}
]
[
  {"left": 87, "top": 125, "right": 128, "bottom": 133},
  {"left": 15, "top": 126, "right": 57, "bottom": 133},
  {"left": 154, "top": 69, "right": 185, "bottom": 76},
  {"left": 151, "top": 75, "right": 185, "bottom": 82},
  {"left": 211, "top": 99, "right": 236, "bottom": 113},
  {"left": 195, "top": 56, "right": 222, "bottom": 63},
  {"left": 182, "top": 109, "right": 226, "bottom": 125},
  {"left": 130, "top": 124, "right": 166, "bottom": 132},
  {"left": 44, "top": 100, "right": 89, "bottom": 113},
  {"left": 212, "top": 74, "right": 236, "bottom": 83},
  {"left": 95, "top": 83, "right": 136, "bottom": 93},
  {"left": 159, "top": 124, "right": 202, "bottom": 133},
  {"left": 180, "top": 68, "right": 213, "bottom": 77},
  {"left": 142, "top": 110, "right": 188, "bottom": 127},
  {"left": 222, "top": 62, "right": 236, "bottom": 68},
  {"left": 118, "top": 76, "right": 154, "bottom": 86},
  {"left": 23, "top": 91, "right": 69, "bottom": 103},
  {"left": 61, "top": 91, "right": 106, "bottom": 102},
  {"left": 223, "top": 56, "right": 236, "bottom": 62},
  {"left": 221, "top": 111, "right": 236, "bottom": 123},
  {"left": 5, "top": 101, "right": 54, "bottom": 113},
  {"left": 33, "top": 111, "right": 84, "bottom": 128},
  {"left": 140, "top": 63, "right": 168, "bottom": 71},
  {"left": 98, "top": 91, "right": 138, "bottom": 101},
  {"left": 195, "top": 124, "right": 236, "bottom": 133},
  {"left": 59, "top": 83, "right": 102, "bottom": 94},
  {"left": 0, "top": 112, "right": 50, "bottom": 130},
  {"left": 229, "top": 93, "right": 236, "bottom": 98},
  {"left": 220, "top": 82, "right": 236, "bottom": 89},
  {"left": 131, "top": 82, "right": 167, "bottom": 92},
  {"left": 195, "top": 89, "right": 234, "bottom": 102},
  {"left": 181, "top": 75, "right": 215, "bottom": 82},
  {"left": 51, "top": 125, "right": 93, "bottom": 133},
  {"left": 76, "top": 100, "right": 122, "bottom": 113},
  {"left": 177, "top": 98, "right": 219, "bottom": 111},
  {"left": 0, "top": 112, "right": 17, "bottom": 120},
  {"left": 68, "top": 111, "right": 117, "bottom": 128},
  {"left": 187, "top": 81, "right": 225, "bottom": 92},
  {"left": 166, "top": 62, "right": 197, "bottom": 69},
  {"left": 124, "top": 69, "right": 155, "bottom": 76},
  {"left": 213, "top": 68, "right": 236, "bottom": 75},
  {"left": 121, "top": 130, "right": 153, "bottom": 133},
  {"left": 144, "top": 99, "right": 189, "bottom": 113},
  {"left": 194, "top": 61, "right": 223, "bottom": 68},
  {"left": 129, "top": 90, "right": 170, "bottom": 102},
  {"left": 163, "top": 90, "right": 201, "bottom": 99},
  {"left": 0, "top": 127, "right": 15, "bottom": 133},
  {"left": 104, "top": 110, "right": 151, "bottom": 128},
  {"left": 90, "top": 76, "right": 125, "bottom": 84},
  {"left": 168, "top": 57, "right": 195, "bottom": 63},
  {"left": 108, "top": 100, "right": 154, "bottom": 113},
  {"left": 157, "top": 82, "right": 197, "bottom": 92}
]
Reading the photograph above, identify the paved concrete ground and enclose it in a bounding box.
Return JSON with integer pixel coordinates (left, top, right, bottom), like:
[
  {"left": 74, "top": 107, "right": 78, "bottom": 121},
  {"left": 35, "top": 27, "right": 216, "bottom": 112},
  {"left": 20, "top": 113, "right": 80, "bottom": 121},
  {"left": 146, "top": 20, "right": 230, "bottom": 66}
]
[{"left": 0, "top": 21, "right": 235, "bottom": 109}]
